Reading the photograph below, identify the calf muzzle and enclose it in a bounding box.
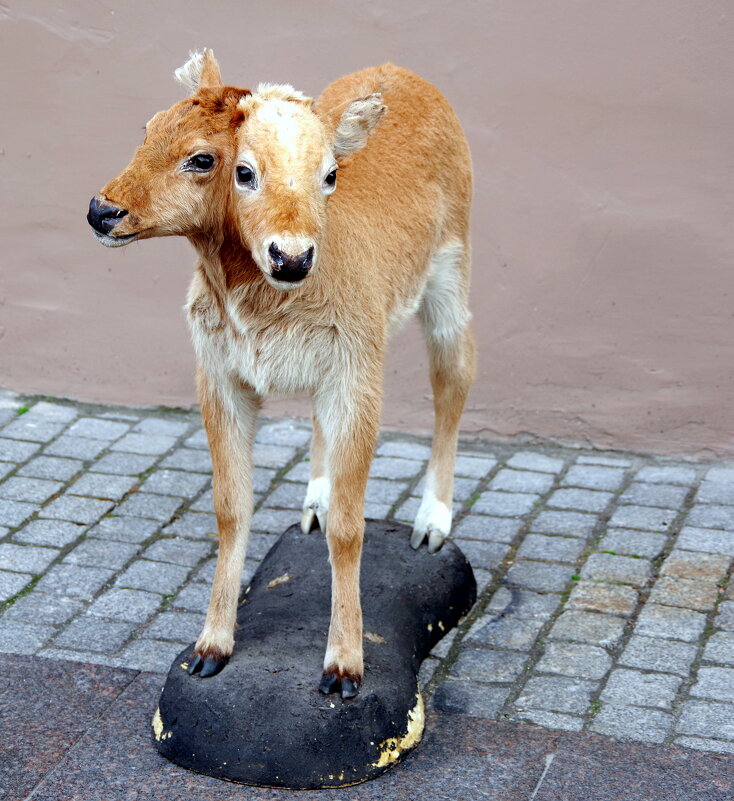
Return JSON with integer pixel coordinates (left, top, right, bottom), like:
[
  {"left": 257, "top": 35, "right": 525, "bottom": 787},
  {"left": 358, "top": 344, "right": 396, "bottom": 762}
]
[
  {"left": 87, "top": 196, "right": 129, "bottom": 235},
  {"left": 268, "top": 242, "right": 314, "bottom": 283}
]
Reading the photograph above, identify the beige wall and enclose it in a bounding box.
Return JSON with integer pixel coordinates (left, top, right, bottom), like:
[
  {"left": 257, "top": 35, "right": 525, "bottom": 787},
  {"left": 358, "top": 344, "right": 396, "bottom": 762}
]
[{"left": 1, "top": 1, "right": 733, "bottom": 456}]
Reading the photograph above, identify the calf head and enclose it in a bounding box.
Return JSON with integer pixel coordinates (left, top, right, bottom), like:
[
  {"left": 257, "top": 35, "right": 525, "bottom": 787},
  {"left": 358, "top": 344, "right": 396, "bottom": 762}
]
[{"left": 87, "top": 50, "right": 249, "bottom": 248}]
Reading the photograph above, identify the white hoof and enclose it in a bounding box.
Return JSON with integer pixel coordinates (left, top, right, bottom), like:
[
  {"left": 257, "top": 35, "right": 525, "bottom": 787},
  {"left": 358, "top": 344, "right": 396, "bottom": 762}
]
[
  {"left": 411, "top": 490, "right": 452, "bottom": 552},
  {"left": 301, "top": 476, "right": 330, "bottom": 535}
]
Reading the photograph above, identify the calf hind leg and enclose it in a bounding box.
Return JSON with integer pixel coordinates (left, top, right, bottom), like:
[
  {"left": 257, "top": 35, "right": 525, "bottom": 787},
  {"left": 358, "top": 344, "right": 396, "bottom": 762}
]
[{"left": 300, "top": 413, "right": 329, "bottom": 534}]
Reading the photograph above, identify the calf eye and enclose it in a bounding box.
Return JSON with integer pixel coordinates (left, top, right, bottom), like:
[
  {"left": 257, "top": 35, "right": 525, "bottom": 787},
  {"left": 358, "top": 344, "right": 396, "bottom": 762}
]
[
  {"left": 185, "top": 153, "right": 215, "bottom": 172},
  {"left": 236, "top": 164, "right": 258, "bottom": 189},
  {"left": 323, "top": 168, "right": 337, "bottom": 193}
]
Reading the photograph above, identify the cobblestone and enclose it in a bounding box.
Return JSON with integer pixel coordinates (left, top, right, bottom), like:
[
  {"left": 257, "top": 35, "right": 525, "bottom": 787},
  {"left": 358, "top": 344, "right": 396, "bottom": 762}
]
[
  {"left": 0, "top": 543, "right": 58, "bottom": 574},
  {"left": 703, "top": 632, "right": 734, "bottom": 664},
  {"left": 489, "top": 469, "right": 555, "bottom": 494},
  {"left": 620, "top": 635, "right": 697, "bottom": 676},
  {"left": 506, "top": 452, "right": 564, "bottom": 473},
  {"left": 44, "top": 436, "right": 106, "bottom": 460},
  {"left": 4, "top": 592, "right": 84, "bottom": 624},
  {"left": 648, "top": 577, "right": 719, "bottom": 612},
  {"left": 66, "top": 473, "right": 138, "bottom": 501},
  {"left": 600, "top": 668, "right": 681, "bottom": 709},
  {"left": 636, "top": 604, "right": 707, "bottom": 642},
  {"left": 691, "top": 667, "right": 734, "bottom": 702},
  {"left": 676, "top": 526, "right": 734, "bottom": 556},
  {"left": 0, "top": 438, "right": 41, "bottom": 461},
  {"left": 596, "top": 528, "right": 668, "bottom": 559},
  {"left": 64, "top": 539, "right": 139, "bottom": 570},
  {"left": 17, "top": 455, "right": 83, "bottom": 481},
  {"left": 548, "top": 488, "right": 613, "bottom": 513},
  {"left": 92, "top": 452, "right": 159, "bottom": 475},
  {"left": 676, "top": 700, "right": 734, "bottom": 741},
  {"left": 0, "top": 476, "right": 63, "bottom": 503},
  {"left": 87, "top": 516, "right": 159, "bottom": 544},
  {"left": 87, "top": 588, "right": 162, "bottom": 622},
  {"left": 548, "top": 610, "right": 626, "bottom": 647},
  {"left": 531, "top": 510, "right": 598, "bottom": 538},
  {"left": 608, "top": 505, "right": 677, "bottom": 532},
  {"left": 53, "top": 617, "right": 136, "bottom": 653},
  {"left": 567, "top": 581, "right": 639, "bottom": 617},
  {"left": 563, "top": 464, "right": 626, "bottom": 491},
  {"left": 140, "top": 469, "right": 210, "bottom": 498},
  {"left": 473, "top": 491, "right": 540, "bottom": 517},
  {"left": 590, "top": 705, "right": 674, "bottom": 743},
  {"left": 40, "top": 495, "right": 114, "bottom": 525},
  {"left": 536, "top": 642, "right": 612, "bottom": 679},
  {"left": 580, "top": 553, "right": 651, "bottom": 587},
  {"left": 505, "top": 560, "right": 575, "bottom": 593},
  {"left": 516, "top": 533, "right": 586, "bottom": 563},
  {"left": 515, "top": 675, "right": 597, "bottom": 714},
  {"left": 453, "top": 516, "right": 522, "bottom": 543}
]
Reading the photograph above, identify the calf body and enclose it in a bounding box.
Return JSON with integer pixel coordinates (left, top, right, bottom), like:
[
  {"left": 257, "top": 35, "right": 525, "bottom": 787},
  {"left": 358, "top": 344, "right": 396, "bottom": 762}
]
[{"left": 88, "top": 52, "right": 474, "bottom": 698}]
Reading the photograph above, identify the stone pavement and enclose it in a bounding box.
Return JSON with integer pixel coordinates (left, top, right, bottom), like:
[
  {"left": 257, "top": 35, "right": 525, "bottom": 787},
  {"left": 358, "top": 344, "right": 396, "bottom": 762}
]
[{"left": 2, "top": 392, "right": 734, "bottom": 760}]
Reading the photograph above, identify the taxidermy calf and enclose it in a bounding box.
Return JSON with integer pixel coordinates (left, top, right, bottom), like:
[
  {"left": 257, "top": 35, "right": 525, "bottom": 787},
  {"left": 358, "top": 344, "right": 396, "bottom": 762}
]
[{"left": 87, "top": 50, "right": 474, "bottom": 699}]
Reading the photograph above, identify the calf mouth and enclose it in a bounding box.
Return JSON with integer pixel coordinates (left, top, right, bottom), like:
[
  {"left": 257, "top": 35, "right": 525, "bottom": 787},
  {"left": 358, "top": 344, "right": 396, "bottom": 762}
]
[{"left": 92, "top": 230, "right": 141, "bottom": 248}]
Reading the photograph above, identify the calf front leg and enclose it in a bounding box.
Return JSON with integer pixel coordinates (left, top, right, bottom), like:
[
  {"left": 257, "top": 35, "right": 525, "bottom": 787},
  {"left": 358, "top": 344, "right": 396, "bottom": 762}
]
[{"left": 189, "top": 369, "right": 260, "bottom": 677}]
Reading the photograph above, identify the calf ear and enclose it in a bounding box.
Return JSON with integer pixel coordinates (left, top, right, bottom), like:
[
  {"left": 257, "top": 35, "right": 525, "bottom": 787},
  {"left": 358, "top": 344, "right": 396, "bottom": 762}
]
[
  {"left": 174, "top": 48, "right": 223, "bottom": 92},
  {"left": 333, "top": 94, "right": 386, "bottom": 159}
]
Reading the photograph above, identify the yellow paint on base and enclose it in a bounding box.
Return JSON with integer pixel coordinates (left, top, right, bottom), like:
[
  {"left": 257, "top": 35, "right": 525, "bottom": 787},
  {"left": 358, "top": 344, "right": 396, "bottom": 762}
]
[
  {"left": 373, "top": 690, "right": 425, "bottom": 768},
  {"left": 180, "top": 661, "right": 189, "bottom": 670},
  {"left": 438, "top": 620, "right": 445, "bottom": 632},
  {"left": 267, "top": 572, "right": 292, "bottom": 589},
  {"left": 364, "top": 631, "right": 386, "bottom": 644},
  {"left": 152, "top": 707, "right": 172, "bottom": 741},
  {"left": 426, "top": 623, "right": 433, "bottom": 632}
]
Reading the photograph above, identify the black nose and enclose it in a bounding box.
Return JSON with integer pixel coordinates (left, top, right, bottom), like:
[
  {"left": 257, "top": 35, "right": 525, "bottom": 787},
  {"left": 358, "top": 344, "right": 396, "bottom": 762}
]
[
  {"left": 268, "top": 243, "right": 314, "bottom": 282},
  {"left": 87, "top": 196, "right": 128, "bottom": 235}
]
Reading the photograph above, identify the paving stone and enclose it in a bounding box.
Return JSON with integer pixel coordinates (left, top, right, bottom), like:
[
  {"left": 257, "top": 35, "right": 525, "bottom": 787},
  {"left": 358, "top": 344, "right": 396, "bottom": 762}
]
[
  {"left": 22, "top": 401, "right": 77, "bottom": 422},
  {"left": 619, "top": 482, "right": 689, "bottom": 508},
  {"left": 636, "top": 604, "right": 707, "bottom": 642},
  {"left": 547, "top": 488, "right": 613, "bottom": 513},
  {"left": 0, "top": 499, "right": 36, "bottom": 527},
  {"left": 473, "top": 491, "right": 540, "bottom": 517},
  {"left": 648, "top": 576, "right": 719, "bottom": 612},
  {"left": 620, "top": 635, "right": 697, "bottom": 676},
  {"left": 98, "top": 411, "right": 140, "bottom": 421},
  {"left": 466, "top": 614, "right": 546, "bottom": 651},
  {"left": 44, "top": 436, "right": 106, "bottom": 460},
  {"left": 676, "top": 526, "right": 734, "bottom": 556},
  {"left": 506, "top": 452, "right": 564, "bottom": 473},
  {"left": 677, "top": 700, "right": 734, "bottom": 740},
  {"left": 12, "top": 519, "right": 84, "bottom": 548},
  {"left": 696, "top": 481, "right": 734, "bottom": 505},
  {"left": 531, "top": 510, "right": 598, "bottom": 538},
  {"left": 567, "top": 581, "right": 639, "bottom": 617},
  {"left": 452, "top": 477, "right": 483, "bottom": 503},
  {"left": 432, "top": 681, "right": 509, "bottom": 718},
  {"left": 65, "top": 418, "right": 130, "bottom": 440},
  {"left": 608, "top": 505, "right": 677, "bottom": 533},
  {"left": 485, "top": 587, "right": 562, "bottom": 621},
  {"left": 704, "top": 466, "right": 734, "bottom": 484},
  {"left": 162, "top": 512, "right": 217, "bottom": 540},
  {"left": 597, "top": 528, "right": 668, "bottom": 559},
  {"left": 636, "top": 465, "right": 697, "bottom": 485},
  {"left": 117, "top": 637, "right": 191, "bottom": 672},
  {"left": 1, "top": 417, "right": 65, "bottom": 443},
  {"left": 429, "top": 628, "right": 459, "bottom": 659},
  {"left": 115, "top": 560, "right": 190, "bottom": 595},
  {"left": 516, "top": 534, "right": 585, "bottom": 563},
  {"left": 515, "top": 675, "right": 597, "bottom": 714},
  {"left": 64, "top": 539, "right": 139, "bottom": 570},
  {"left": 265, "top": 482, "right": 305, "bottom": 509},
  {"left": 369, "top": 456, "right": 422, "bottom": 480},
  {"left": 0, "top": 438, "right": 41, "bottom": 462},
  {"left": 139, "top": 469, "right": 210, "bottom": 499},
  {"left": 87, "top": 516, "right": 159, "bottom": 544},
  {"left": 248, "top": 533, "right": 279, "bottom": 561},
  {"left": 251, "top": 508, "right": 298, "bottom": 533},
  {"left": 453, "top": 515, "right": 523, "bottom": 543},
  {"left": 453, "top": 455, "right": 496, "bottom": 479},
  {"left": 714, "top": 601, "right": 734, "bottom": 630},
  {"left": 35, "top": 564, "right": 114, "bottom": 600},
  {"left": 183, "top": 427, "right": 208, "bottom": 449},
  {"left": 0, "top": 462, "right": 14, "bottom": 480},
  {"left": 143, "top": 537, "right": 211, "bottom": 567},
  {"left": 256, "top": 420, "right": 311, "bottom": 447},
  {"left": 563, "top": 464, "right": 625, "bottom": 491},
  {"left": 674, "top": 737, "right": 734, "bottom": 755},
  {"left": 114, "top": 493, "right": 182, "bottom": 521},
  {"left": 489, "top": 469, "right": 555, "bottom": 494},
  {"left": 110, "top": 433, "right": 177, "bottom": 456},
  {"left": 448, "top": 647, "right": 528, "bottom": 683},
  {"left": 536, "top": 642, "right": 612, "bottom": 679},
  {"left": 687, "top": 505, "right": 734, "bottom": 532},
  {"left": 133, "top": 417, "right": 190, "bottom": 437},
  {"left": 473, "top": 568, "right": 493, "bottom": 594},
  {"left": 0, "top": 543, "right": 58, "bottom": 574},
  {"left": 456, "top": 539, "right": 508, "bottom": 570},
  {"left": 0, "top": 620, "right": 56, "bottom": 654},
  {"left": 17, "top": 455, "right": 83, "bottom": 481},
  {"left": 161, "top": 448, "right": 213, "bottom": 475},
  {"left": 0, "top": 570, "right": 33, "bottom": 602},
  {"left": 601, "top": 668, "right": 681, "bottom": 709},
  {"left": 376, "top": 440, "right": 432, "bottom": 460},
  {"left": 0, "top": 476, "right": 63, "bottom": 503},
  {"left": 365, "top": 477, "right": 407, "bottom": 506},
  {"left": 417, "top": 656, "right": 440, "bottom": 689},
  {"left": 505, "top": 560, "right": 575, "bottom": 593},
  {"left": 590, "top": 705, "right": 673, "bottom": 743},
  {"left": 40, "top": 495, "right": 114, "bottom": 525},
  {"left": 172, "top": 582, "right": 210, "bottom": 613},
  {"left": 192, "top": 558, "right": 216, "bottom": 584},
  {"left": 66, "top": 473, "right": 138, "bottom": 501},
  {"left": 691, "top": 667, "right": 734, "bottom": 702},
  {"left": 141, "top": 611, "right": 206, "bottom": 642},
  {"left": 576, "top": 454, "right": 633, "bottom": 467},
  {"left": 36, "top": 648, "right": 122, "bottom": 668},
  {"left": 580, "top": 553, "right": 651, "bottom": 587},
  {"left": 514, "top": 709, "right": 585, "bottom": 731},
  {"left": 91, "top": 452, "right": 159, "bottom": 475},
  {"left": 4, "top": 592, "right": 84, "bottom": 624},
  {"left": 703, "top": 632, "right": 734, "bottom": 665},
  {"left": 53, "top": 617, "right": 136, "bottom": 653},
  {"left": 283, "top": 461, "right": 312, "bottom": 483},
  {"left": 252, "top": 443, "right": 296, "bottom": 469},
  {"left": 87, "top": 588, "right": 162, "bottom": 622},
  {"left": 548, "top": 611, "right": 625, "bottom": 647}
]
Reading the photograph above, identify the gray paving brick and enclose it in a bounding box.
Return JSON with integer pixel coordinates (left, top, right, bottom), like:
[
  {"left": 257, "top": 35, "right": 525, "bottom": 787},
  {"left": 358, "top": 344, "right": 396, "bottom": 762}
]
[
  {"left": 37, "top": 649, "right": 122, "bottom": 668},
  {"left": 466, "top": 614, "right": 546, "bottom": 651},
  {"left": 0, "top": 620, "right": 56, "bottom": 654},
  {"left": 365, "top": 477, "right": 407, "bottom": 506},
  {"left": 53, "top": 617, "right": 136, "bottom": 653},
  {"left": 536, "top": 642, "right": 612, "bottom": 679},
  {"left": 65, "top": 417, "right": 130, "bottom": 440},
  {"left": 369, "top": 456, "right": 422, "bottom": 480},
  {"left": 115, "top": 560, "right": 190, "bottom": 595},
  {"left": 248, "top": 533, "right": 279, "bottom": 561},
  {"left": 601, "top": 668, "right": 681, "bottom": 709},
  {"left": 87, "top": 516, "right": 159, "bottom": 544},
  {"left": 67, "top": 473, "right": 138, "bottom": 501},
  {"left": 515, "top": 675, "right": 597, "bottom": 714},
  {"left": 506, "top": 452, "right": 564, "bottom": 474},
  {"left": 432, "top": 681, "right": 509, "bottom": 718},
  {"left": 429, "top": 628, "right": 459, "bottom": 659},
  {"left": 531, "top": 510, "right": 598, "bottom": 538},
  {"left": 567, "top": 581, "right": 638, "bottom": 617},
  {"left": 117, "top": 638, "right": 189, "bottom": 673},
  {"left": 648, "top": 576, "right": 719, "bottom": 612},
  {"left": 489, "top": 469, "right": 555, "bottom": 494},
  {"left": 580, "top": 553, "right": 651, "bottom": 587},
  {"left": 265, "top": 482, "right": 305, "bottom": 509},
  {"left": 485, "top": 588, "right": 562, "bottom": 621},
  {"left": 636, "top": 465, "right": 697, "bottom": 485},
  {"left": 636, "top": 604, "right": 707, "bottom": 642},
  {"left": 139, "top": 469, "right": 209, "bottom": 498},
  {"left": 0, "top": 543, "right": 58, "bottom": 574},
  {"left": 64, "top": 539, "right": 139, "bottom": 570},
  {"left": 0, "top": 499, "right": 36, "bottom": 527},
  {"left": 283, "top": 461, "right": 312, "bottom": 483},
  {"left": 192, "top": 558, "right": 217, "bottom": 584},
  {"left": 676, "top": 526, "right": 734, "bottom": 556},
  {"left": 597, "top": 528, "right": 668, "bottom": 559},
  {"left": 252, "top": 443, "right": 296, "bottom": 469},
  {"left": 172, "top": 582, "right": 210, "bottom": 613},
  {"left": 87, "top": 588, "right": 162, "bottom": 622},
  {"left": 376, "top": 440, "right": 432, "bottom": 460},
  {"left": 449, "top": 648, "right": 527, "bottom": 682},
  {"left": 44, "top": 436, "right": 106, "bottom": 460},
  {"left": 251, "top": 508, "right": 297, "bottom": 533},
  {"left": 183, "top": 428, "right": 208, "bottom": 450},
  {"left": 506, "top": 560, "right": 575, "bottom": 593},
  {"left": 143, "top": 537, "right": 211, "bottom": 567},
  {"left": 714, "top": 601, "right": 734, "bottom": 630},
  {"left": 142, "top": 611, "right": 205, "bottom": 642},
  {"left": 2, "top": 418, "right": 65, "bottom": 443},
  {"left": 516, "top": 534, "right": 585, "bottom": 563},
  {"left": 608, "top": 505, "right": 677, "bottom": 533},
  {"left": 17, "top": 455, "right": 83, "bottom": 481},
  {"left": 110, "top": 433, "right": 177, "bottom": 456},
  {"left": 674, "top": 737, "right": 734, "bottom": 755},
  {"left": 663, "top": 548, "right": 730, "bottom": 584},
  {"left": 563, "top": 464, "right": 625, "bottom": 491},
  {"left": 162, "top": 512, "right": 217, "bottom": 540},
  {"left": 417, "top": 656, "right": 440, "bottom": 689},
  {"left": 0, "top": 476, "right": 63, "bottom": 503},
  {"left": 686, "top": 504, "right": 734, "bottom": 532},
  {"left": 704, "top": 466, "right": 734, "bottom": 484},
  {"left": 40, "top": 495, "right": 114, "bottom": 525},
  {"left": 703, "top": 632, "right": 734, "bottom": 665},
  {"left": 133, "top": 417, "right": 190, "bottom": 438},
  {"left": 677, "top": 700, "right": 734, "bottom": 740},
  {"left": 620, "top": 635, "right": 697, "bottom": 676},
  {"left": 4, "top": 593, "right": 84, "bottom": 624},
  {"left": 0, "top": 462, "right": 14, "bottom": 480},
  {"left": 366, "top": 502, "right": 393, "bottom": 519},
  {"left": 455, "top": 539, "right": 508, "bottom": 570},
  {"left": 549, "top": 611, "right": 625, "bottom": 647},
  {"left": 92, "top": 452, "right": 159, "bottom": 476},
  {"left": 548, "top": 487, "right": 613, "bottom": 513},
  {"left": 619, "top": 482, "right": 689, "bottom": 509},
  {"left": 590, "top": 705, "right": 673, "bottom": 743},
  {"left": 114, "top": 493, "right": 181, "bottom": 521},
  {"left": 13, "top": 518, "right": 86, "bottom": 548},
  {"left": 0, "top": 570, "right": 33, "bottom": 602},
  {"left": 256, "top": 420, "right": 311, "bottom": 448},
  {"left": 514, "top": 710, "right": 585, "bottom": 731},
  {"left": 691, "top": 667, "right": 734, "bottom": 702},
  {"left": 577, "top": 454, "right": 633, "bottom": 467},
  {"left": 453, "top": 455, "right": 496, "bottom": 479},
  {"left": 0, "top": 438, "right": 41, "bottom": 462},
  {"left": 696, "top": 481, "right": 734, "bottom": 505},
  {"left": 97, "top": 413, "right": 139, "bottom": 422},
  {"left": 22, "top": 402, "right": 77, "bottom": 423},
  {"left": 453, "top": 516, "right": 522, "bottom": 543},
  {"left": 35, "top": 564, "right": 114, "bottom": 600},
  {"left": 474, "top": 491, "right": 539, "bottom": 518}
]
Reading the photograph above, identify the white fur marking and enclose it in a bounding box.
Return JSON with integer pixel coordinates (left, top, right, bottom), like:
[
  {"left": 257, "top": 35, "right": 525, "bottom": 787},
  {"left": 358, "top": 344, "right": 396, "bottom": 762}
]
[
  {"left": 413, "top": 470, "right": 452, "bottom": 542},
  {"left": 174, "top": 51, "right": 205, "bottom": 91},
  {"left": 420, "top": 241, "right": 471, "bottom": 344}
]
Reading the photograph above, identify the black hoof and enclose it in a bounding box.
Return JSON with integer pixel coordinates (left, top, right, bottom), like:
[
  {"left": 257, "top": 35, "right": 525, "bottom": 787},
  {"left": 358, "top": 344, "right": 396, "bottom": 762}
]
[
  {"left": 340, "top": 678, "right": 359, "bottom": 699},
  {"left": 318, "top": 672, "right": 338, "bottom": 695},
  {"left": 318, "top": 671, "right": 360, "bottom": 699},
  {"left": 188, "top": 652, "right": 228, "bottom": 678}
]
